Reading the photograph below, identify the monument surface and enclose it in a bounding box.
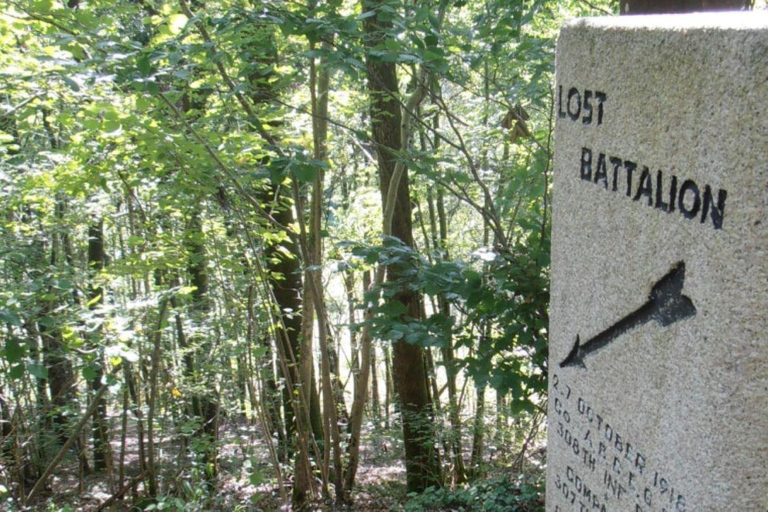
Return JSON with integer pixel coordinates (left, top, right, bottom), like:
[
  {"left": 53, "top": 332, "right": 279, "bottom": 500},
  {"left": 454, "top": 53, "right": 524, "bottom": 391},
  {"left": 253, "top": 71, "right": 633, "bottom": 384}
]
[{"left": 548, "top": 12, "right": 768, "bottom": 511}]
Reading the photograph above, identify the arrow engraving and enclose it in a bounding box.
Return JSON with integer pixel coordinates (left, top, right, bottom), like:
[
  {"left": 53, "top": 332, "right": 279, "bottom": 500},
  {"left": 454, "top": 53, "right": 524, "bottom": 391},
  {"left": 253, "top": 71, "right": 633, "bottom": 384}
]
[{"left": 560, "top": 261, "right": 696, "bottom": 369}]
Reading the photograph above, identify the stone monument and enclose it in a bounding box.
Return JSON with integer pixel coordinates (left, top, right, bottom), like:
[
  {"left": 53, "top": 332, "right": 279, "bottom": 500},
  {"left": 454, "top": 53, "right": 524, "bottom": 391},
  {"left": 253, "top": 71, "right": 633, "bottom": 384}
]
[{"left": 548, "top": 12, "right": 768, "bottom": 511}]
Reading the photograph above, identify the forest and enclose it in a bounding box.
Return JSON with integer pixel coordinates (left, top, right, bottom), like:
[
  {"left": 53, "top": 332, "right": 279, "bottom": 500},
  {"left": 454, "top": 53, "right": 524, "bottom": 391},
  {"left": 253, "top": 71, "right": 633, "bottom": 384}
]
[{"left": 0, "top": 0, "right": 612, "bottom": 510}]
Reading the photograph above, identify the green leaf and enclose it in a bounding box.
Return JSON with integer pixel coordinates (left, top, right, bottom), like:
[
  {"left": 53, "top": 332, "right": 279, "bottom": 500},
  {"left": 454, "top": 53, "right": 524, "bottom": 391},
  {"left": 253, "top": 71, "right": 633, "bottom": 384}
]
[
  {"left": 9, "top": 364, "right": 24, "bottom": 380},
  {"left": 249, "top": 471, "right": 263, "bottom": 486},
  {"left": 56, "top": 278, "right": 74, "bottom": 290},
  {"left": 5, "top": 337, "right": 26, "bottom": 363},
  {"left": 62, "top": 76, "right": 80, "bottom": 92},
  {"left": 290, "top": 163, "right": 317, "bottom": 183},
  {"left": 38, "top": 316, "right": 56, "bottom": 328},
  {"left": 82, "top": 363, "right": 99, "bottom": 381},
  {"left": 27, "top": 361, "right": 48, "bottom": 380},
  {"left": 0, "top": 310, "right": 22, "bottom": 327},
  {"left": 32, "top": 0, "right": 54, "bottom": 13},
  {"left": 137, "top": 54, "right": 152, "bottom": 76}
]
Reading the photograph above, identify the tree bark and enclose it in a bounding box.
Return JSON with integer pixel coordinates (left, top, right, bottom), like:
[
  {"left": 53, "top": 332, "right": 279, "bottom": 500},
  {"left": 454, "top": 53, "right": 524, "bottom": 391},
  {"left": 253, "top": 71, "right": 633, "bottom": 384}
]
[
  {"left": 42, "top": 199, "right": 76, "bottom": 447},
  {"left": 469, "top": 383, "right": 486, "bottom": 479},
  {"left": 383, "top": 344, "right": 392, "bottom": 429},
  {"left": 88, "top": 220, "right": 112, "bottom": 474},
  {"left": 185, "top": 213, "right": 220, "bottom": 479},
  {"left": 144, "top": 298, "right": 168, "bottom": 497},
  {"left": 363, "top": 0, "right": 442, "bottom": 492},
  {"left": 343, "top": 268, "right": 374, "bottom": 501}
]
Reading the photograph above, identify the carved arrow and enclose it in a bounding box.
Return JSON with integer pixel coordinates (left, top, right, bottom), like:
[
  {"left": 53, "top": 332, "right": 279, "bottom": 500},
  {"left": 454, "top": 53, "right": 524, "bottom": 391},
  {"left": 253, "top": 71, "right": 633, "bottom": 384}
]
[{"left": 560, "top": 261, "right": 696, "bottom": 369}]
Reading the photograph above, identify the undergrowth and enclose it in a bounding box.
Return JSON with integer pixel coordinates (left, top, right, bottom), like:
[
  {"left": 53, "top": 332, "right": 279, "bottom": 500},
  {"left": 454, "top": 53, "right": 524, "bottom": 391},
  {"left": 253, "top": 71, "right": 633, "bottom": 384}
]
[{"left": 403, "top": 474, "right": 545, "bottom": 512}]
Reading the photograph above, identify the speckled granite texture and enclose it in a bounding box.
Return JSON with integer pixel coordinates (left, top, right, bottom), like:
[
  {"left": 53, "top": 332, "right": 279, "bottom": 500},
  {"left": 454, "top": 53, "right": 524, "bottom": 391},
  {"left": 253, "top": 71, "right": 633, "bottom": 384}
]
[{"left": 548, "top": 12, "right": 768, "bottom": 512}]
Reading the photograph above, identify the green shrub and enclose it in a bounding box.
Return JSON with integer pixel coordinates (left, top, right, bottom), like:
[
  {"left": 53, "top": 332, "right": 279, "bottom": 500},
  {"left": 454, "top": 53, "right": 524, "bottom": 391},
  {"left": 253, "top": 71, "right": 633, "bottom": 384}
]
[{"left": 404, "top": 474, "right": 544, "bottom": 512}]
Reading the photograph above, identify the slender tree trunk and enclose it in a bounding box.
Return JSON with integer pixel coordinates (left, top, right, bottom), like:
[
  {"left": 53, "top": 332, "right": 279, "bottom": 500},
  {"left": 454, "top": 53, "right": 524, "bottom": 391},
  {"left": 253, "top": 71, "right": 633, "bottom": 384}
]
[
  {"left": 383, "top": 344, "right": 392, "bottom": 429},
  {"left": 432, "top": 187, "right": 467, "bottom": 484},
  {"left": 185, "top": 213, "right": 220, "bottom": 480},
  {"left": 294, "top": 294, "right": 316, "bottom": 509},
  {"left": 305, "top": 40, "right": 345, "bottom": 499},
  {"left": 345, "top": 272, "right": 359, "bottom": 396},
  {"left": 0, "top": 394, "right": 10, "bottom": 454},
  {"left": 146, "top": 299, "right": 169, "bottom": 497},
  {"left": 88, "top": 220, "right": 112, "bottom": 475},
  {"left": 469, "top": 383, "right": 486, "bottom": 479},
  {"left": 369, "top": 332, "right": 380, "bottom": 420},
  {"left": 495, "top": 391, "right": 507, "bottom": 445},
  {"left": 125, "top": 364, "right": 147, "bottom": 478},
  {"left": 247, "top": 283, "right": 286, "bottom": 450},
  {"left": 343, "top": 267, "right": 374, "bottom": 501},
  {"left": 119, "top": 382, "right": 128, "bottom": 489},
  {"left": 42, "top": 200, "right": 76, "bottom": 449}
]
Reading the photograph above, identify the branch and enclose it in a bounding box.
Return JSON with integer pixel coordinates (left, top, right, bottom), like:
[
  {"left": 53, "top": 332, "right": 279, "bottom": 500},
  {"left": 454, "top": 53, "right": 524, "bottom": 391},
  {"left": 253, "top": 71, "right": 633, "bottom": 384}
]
[
  {"left": 26, "top": 366, "right": 119, "bottom": 503},
  {"left": 382, "top": 64, "right": 430, "bottom": 236},
  {"left": 179, "top": 0, "right": 279, "bottom": 149},
  {"left": 155, "top": 91, "right": 284, "bottom": 231},
  {"left": 430, "top": 90, "right": 508, "bottom": 248},
  {"left": 0, "top": 94, "right": 43, "bottom": 117}
]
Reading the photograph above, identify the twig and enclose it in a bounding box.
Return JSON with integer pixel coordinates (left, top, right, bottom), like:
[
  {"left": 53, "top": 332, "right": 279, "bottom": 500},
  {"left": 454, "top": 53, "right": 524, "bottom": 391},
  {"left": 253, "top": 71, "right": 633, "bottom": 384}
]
[{"left": 95, "top": 471, "right": 145, "bottom": 511}]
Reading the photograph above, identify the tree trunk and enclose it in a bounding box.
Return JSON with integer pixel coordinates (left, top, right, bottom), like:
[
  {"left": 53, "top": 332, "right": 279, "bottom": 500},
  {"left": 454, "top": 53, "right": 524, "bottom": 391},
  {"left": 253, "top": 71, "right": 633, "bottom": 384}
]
[
  {"left": 469, "top": 383, "right": 486, "bottom": 479},
  {"left": 369, "top": 296, "right": 380, "bottom": 422},
  {"left": 185, "top": 213, "right": 220, "bottom": 480},
  {"left": 426, "top": 179, "right": 467, "bottom": 483},
  {"left": 88, "top": 220, "right": 112, "bottom": 475},
  {"left": 42, "top": 200, "right": 76, "bottom": 448},
  {"left": 383, "top": 344, "right": 392, "bottom": 429},
  {"left": 343, "top": 266, "right": 374, "bottom": 500},
  {"left": 146, "top": 298, "right": 169, "bottom": 497},
  {"left": 495, "top": 391, "right": 507, "bottom": 445},
  {"left": 363, "top": 0, "right": 442, "bottom": 492}
]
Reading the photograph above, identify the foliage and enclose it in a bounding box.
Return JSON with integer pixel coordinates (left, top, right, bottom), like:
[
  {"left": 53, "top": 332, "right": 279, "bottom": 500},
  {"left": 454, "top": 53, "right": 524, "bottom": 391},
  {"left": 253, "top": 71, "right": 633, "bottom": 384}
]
[
  {"left": 351, "top": 233, "right": 548, "bottom": 413},
  {"left": 404, "top": 474, "right": 545, "bottom": 512},
  {"left": 0, "top": 0, "right": 615, "bottom": 508}
]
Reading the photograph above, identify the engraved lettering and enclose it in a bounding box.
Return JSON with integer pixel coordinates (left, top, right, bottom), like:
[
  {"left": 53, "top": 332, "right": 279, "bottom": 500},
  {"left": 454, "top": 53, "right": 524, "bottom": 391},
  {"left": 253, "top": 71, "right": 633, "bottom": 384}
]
[
  {"left": 581, "top": 147, "right": 593, "bottom": 181},
  {"left": 568, "top": 87, "right": 582, "bottom": 121},
  {"left": 633, "top": 167, "right": 652, "bottom": 206},
  {"left": 624, "top": 160, "right": 637, "bottom": 197},
  {"left": 678, "top": 179, "right": 701, "bottom": 219},
  {"left": 583, "top": 90, "right": 594, "bottom": 124},
  {"left": 576, "top": 147, "right": 727, "bottom": 229},
  {"left": 595, "top": 91, "right": 606, "bottom": 124},
  {"left": 557, "top": 86, "right": 606, "bottom": 125},
  {"left": 610, "top": 156, "right": 622, "bottom": 192},
  {"left": 594, "top": 152, "right": 608, "bottom": 188},
  {"left": 701, "top": 185, "right": 727, "bottom": 229}
]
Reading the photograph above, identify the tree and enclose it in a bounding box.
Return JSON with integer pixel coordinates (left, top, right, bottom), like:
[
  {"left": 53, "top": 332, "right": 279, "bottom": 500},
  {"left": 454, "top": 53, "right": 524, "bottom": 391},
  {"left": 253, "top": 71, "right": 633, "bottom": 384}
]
[{"left": 362, "top": 0, "right": 444, "bottom": 493}]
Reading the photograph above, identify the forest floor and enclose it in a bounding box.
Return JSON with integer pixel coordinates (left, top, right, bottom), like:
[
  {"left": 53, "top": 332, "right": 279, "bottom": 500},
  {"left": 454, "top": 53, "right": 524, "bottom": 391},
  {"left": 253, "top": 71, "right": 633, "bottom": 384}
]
[{"left": 16, "top": 417, "right": 544, "bottom": 511}]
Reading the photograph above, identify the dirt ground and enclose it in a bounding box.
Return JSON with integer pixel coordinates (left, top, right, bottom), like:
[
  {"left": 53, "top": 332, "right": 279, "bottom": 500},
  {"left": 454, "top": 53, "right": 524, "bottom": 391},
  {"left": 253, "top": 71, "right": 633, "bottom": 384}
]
[{"left": 14, "top": 418, "right": 412, "bottom": 511}]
